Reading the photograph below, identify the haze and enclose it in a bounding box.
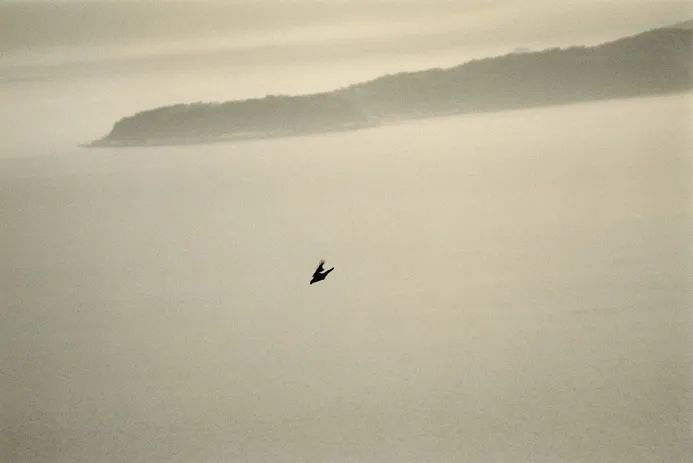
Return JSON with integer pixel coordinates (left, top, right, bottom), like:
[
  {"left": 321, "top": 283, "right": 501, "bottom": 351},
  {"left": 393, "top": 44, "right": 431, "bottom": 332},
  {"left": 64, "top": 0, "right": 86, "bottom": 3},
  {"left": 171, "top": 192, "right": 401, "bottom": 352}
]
[
  {"left": 1, "top": 1, "right": 692, "bottom": 462},
  {"left": 3, "top": 1, "right": 693, "bottom": 68}
]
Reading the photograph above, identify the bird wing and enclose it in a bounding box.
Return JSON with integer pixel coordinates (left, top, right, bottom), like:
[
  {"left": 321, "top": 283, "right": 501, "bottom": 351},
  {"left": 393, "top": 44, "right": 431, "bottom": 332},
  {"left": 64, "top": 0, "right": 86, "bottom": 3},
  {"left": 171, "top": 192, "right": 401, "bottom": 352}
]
[{"left": 313, "top": 260, "right": 325, "bottom": 276}]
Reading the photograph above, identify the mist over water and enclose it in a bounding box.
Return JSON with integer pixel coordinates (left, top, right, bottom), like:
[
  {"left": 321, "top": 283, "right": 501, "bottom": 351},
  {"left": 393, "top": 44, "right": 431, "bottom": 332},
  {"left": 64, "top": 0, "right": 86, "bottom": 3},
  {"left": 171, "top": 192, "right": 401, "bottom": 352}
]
[
  {"left": 2, "top": 3, "right": 693, "bottom": 461},
  {"left": 3, "top": 90, "right": 692, "bottom": 461}
]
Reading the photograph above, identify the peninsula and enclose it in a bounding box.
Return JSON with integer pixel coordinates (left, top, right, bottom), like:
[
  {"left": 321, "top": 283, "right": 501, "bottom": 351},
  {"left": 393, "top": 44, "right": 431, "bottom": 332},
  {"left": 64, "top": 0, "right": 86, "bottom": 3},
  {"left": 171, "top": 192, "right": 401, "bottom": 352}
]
[{"left": 91, "top": 25, "right": 693, "bottom": 147}]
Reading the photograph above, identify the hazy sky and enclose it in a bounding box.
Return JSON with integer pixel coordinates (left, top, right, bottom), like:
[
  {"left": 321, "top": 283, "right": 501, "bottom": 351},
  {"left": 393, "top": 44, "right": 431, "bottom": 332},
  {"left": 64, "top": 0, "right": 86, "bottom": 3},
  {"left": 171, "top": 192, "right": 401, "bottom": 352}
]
[
  {"left": 1, "top": 2, "right": 692, "bottom": 461},
  {"left": 2, "top": 0, "right": 691, "bottom": 66}
]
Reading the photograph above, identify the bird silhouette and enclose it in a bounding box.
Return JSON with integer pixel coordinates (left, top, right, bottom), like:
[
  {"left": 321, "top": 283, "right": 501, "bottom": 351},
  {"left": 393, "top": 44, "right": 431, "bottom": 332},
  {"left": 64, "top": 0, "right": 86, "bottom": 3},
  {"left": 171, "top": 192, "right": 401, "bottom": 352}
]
[{"left": 310, "top": 259, "right": 334, "bottom": 285}]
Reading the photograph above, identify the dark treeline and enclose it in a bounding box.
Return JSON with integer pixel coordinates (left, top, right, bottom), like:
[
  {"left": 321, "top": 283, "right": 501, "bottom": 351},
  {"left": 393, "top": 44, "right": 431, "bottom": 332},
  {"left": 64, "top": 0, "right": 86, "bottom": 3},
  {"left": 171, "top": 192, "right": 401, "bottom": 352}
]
[
  {"left": 103, "top": 93, "right": 370, "bottom": 144},
  {"left": 94, "top": 26, "right": 693, "bottom": 146},
  {"left": 339, "top": 28, "right": 693, "bottom": 117}
]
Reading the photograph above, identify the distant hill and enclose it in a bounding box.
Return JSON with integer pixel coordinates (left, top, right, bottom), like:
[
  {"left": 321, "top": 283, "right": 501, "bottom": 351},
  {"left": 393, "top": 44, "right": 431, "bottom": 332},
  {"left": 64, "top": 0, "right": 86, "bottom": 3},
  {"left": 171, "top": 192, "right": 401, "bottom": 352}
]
[
  {"left": 98, "top": 93, "right": 371, "bottom": 147},
  {"left": 671, "top": 19, "right": 693, "bottom": 30},
  {"left": 92, "top": 26, "right": 693, "bottom": 147},
  {"left": 511, "top": 47, "right": 532, "bottom": 55}
]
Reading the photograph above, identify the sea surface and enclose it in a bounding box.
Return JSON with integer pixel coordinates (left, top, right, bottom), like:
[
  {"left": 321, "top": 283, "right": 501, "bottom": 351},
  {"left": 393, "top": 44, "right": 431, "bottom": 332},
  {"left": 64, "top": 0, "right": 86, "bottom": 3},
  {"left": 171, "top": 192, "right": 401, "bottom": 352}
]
[{"left": 2, "top": 89, "right": 692, "bottom": 461}]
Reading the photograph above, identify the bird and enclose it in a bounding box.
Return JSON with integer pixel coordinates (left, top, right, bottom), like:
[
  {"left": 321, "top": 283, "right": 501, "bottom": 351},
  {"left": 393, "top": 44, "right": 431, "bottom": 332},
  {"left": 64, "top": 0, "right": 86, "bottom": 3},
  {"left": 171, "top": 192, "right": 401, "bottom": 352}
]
[{"left": 310, "top": 259, "right": 334, "bottom": 285}]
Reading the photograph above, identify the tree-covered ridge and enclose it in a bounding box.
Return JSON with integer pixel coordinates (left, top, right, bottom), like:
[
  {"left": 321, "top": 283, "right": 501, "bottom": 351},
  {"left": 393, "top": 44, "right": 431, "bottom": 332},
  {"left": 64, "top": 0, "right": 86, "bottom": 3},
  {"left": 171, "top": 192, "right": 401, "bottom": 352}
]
[
  {"left": 104, "top": 93, "right": 371, "bottom": 144},
  {"left": 337, "top": 28, "right": 693, "bottom": 117},
  {"left": 93, "top": 27, "right": 693, "bottom": 147}
]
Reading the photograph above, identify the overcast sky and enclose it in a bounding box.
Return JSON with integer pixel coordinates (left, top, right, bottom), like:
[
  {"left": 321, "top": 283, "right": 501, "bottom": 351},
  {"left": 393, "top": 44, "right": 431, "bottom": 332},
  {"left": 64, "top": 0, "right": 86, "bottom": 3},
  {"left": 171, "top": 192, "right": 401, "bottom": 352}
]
[{"left": 1, "top": 0, "right": 691, "bottom": 68}]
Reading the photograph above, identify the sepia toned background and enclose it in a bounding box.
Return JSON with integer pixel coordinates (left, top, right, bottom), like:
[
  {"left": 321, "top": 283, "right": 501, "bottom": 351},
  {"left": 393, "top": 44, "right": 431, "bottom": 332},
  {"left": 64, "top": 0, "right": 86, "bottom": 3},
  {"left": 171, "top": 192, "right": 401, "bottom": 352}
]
[{"left": 2, "top": 1, "right": 692, "bottom": 462}]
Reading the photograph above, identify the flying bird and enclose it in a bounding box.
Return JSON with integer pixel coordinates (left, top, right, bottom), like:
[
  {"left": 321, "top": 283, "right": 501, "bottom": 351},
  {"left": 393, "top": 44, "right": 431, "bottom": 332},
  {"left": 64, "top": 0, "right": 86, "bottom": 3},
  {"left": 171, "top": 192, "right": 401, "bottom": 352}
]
[{"left": 310, "top": 259, "right": 334, "bottom": 285}]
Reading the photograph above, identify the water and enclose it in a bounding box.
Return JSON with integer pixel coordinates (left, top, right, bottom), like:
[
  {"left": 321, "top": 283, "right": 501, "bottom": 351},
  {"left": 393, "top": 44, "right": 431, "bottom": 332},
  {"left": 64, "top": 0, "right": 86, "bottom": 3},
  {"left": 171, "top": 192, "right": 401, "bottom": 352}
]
[{"left": 2, "top": 93, "right": 692, "bottom": 462}]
